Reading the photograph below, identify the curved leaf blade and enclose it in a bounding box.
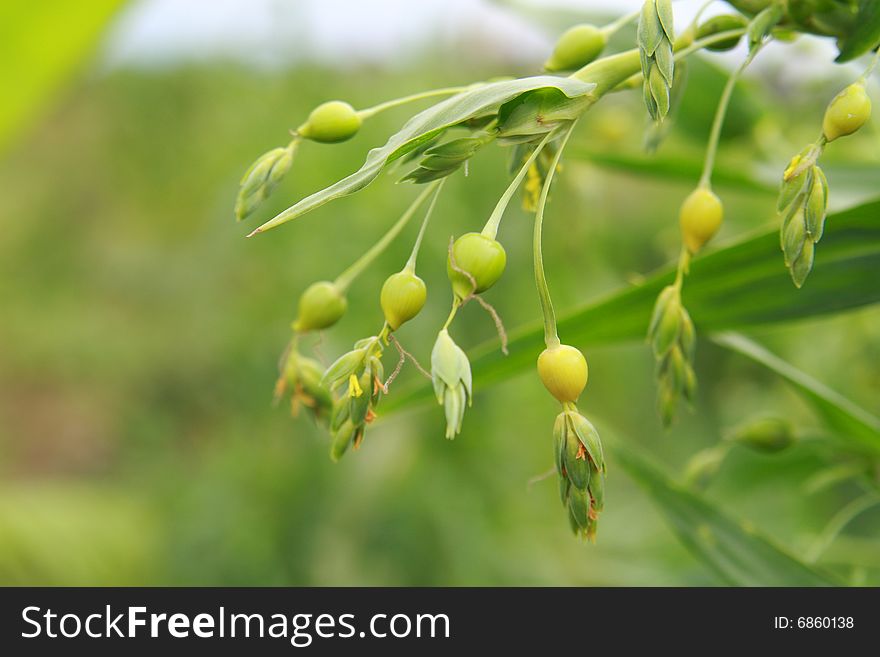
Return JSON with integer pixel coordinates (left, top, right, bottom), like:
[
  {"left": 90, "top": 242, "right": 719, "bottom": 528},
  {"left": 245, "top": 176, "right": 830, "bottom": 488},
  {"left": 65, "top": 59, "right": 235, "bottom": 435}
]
[
  {"left": 613, "top": 441, "right": 842, "bottom": 586},
  {"left": 835, "top": 0, "right": 880, "bottom": 62},
  {"left": 249, "top": 76, "right": 595, "bottom": 235},
  {"left": 713, "top": 333, "right": 880, "bottom": 456}
]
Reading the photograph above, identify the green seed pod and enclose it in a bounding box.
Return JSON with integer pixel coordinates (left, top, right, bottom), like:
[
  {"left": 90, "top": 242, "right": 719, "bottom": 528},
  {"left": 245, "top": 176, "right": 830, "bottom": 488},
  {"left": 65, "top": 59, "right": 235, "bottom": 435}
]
[
  {"left": 235, "top": 147, "right": 293, "bottom": 221},
  {"left": 822, "top": 82, "right": 871, "bottom": 142},
  {"left": 558, "top": 475, "right": 571, "bottom": 506},
  {"left": 446, "top": 232, "right": 507, "bottom": 299},
  {"left": 544, "top": 24, "right": 607, "bottom": 72},
  {"left": 293, "top": 281, "right": 348, "bottom": 333},
  {"left": 781, "top": 209, "right": 807, "bottom": 267},
  {"left": 567, "top": 487, "right": 591, "bottom": 529},
  {"left": 321, "top": 345, "right": 368, "bottom": 390},
  {"left": 296, "top": 356, "right": 334, "bottom": 412},
  {"left": 537, "top": 344, "right": 588, "bottom": 404},
  {"left": 696, "top": 14, "right": 748, "bottom": 51},
  {"left": 729, "top": 417, "right": 795, "bottom": 453},
  {"left": 680, "top": 187, "right": 723, "bottom": 254},
  {"left": 380, "top": 270, "right": 427, "bottom": 331},
  {"left": 299, "top": 100, "right": 362, "bottom": 143},
  {"left": 789, "top": 238, "right": 815, "bottom": 289},
  {"left": 679, "top": 306, "right": 696, "bottom": 361}
]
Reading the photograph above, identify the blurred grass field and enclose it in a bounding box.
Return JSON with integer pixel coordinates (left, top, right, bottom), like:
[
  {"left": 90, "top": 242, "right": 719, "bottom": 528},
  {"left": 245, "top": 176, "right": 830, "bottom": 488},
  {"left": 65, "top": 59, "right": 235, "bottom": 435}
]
[{"left": 0, "top": 2, "right": 878, "bottom": 586}]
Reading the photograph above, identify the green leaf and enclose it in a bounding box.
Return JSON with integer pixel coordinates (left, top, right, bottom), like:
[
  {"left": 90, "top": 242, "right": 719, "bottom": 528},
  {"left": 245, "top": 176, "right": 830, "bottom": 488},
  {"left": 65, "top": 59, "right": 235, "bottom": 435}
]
[
  {"left": 249, "top": 76, "right": 595, "bottom": 235},
  {"left": 835, "top": 0, "right": 880, "bottom": 62},
  {"left": 384, "top": 198, "right": 880, "bottom": 412},
  {"left": 0, "top": 0, "right": 124, "bottom": 154},
  {"left": 712, "top": 333, "right": 880, "bottom": 456},
  {"left": 613, "top": 442, "right": 841, "bottom": 586}
]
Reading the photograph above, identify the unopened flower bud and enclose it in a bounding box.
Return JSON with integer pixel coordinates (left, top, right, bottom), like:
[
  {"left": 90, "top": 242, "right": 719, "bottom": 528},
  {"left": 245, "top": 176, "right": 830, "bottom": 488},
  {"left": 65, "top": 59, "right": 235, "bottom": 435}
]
[
  {"left": 679, "top": 187, "right": 724, "bottom": 254},
  {"left": 696, "top": 14, "right": 748, "bottom": 51},
  {"left": 299, "top": 100, "right": 362, "bottom": 143},
  {"left": 537, "top": 344, "right": 588, "bottom": 404},
  {"left": 447, "top": 232, "right": 507, "bottom": 299},
  {"left": 293, "top": 281, "right": 348, "bottom": 333},
  {"left": 728, "top": 417, "right": 796, "bottom": 453},
  {"left": 544, "top": 24, "right": 607, "bottom": 72},
  {"left": 380, "top": 270, "right": 427, "bottom": 331},
  {"left": 431, "top": 329, "right": 472, "bottom": 438},
  {"left": 822, "top": 82, "right": 871, "bottom": 142},
  {"left": 235, "top": 147, "right": 294, "bottom": 221}
]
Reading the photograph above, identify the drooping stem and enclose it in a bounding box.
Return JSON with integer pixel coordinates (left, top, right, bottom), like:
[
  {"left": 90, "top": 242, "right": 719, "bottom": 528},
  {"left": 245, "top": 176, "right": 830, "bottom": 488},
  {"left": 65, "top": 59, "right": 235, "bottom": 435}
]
[
  {"left": 334, "top": 183, "right": 437, "bottom": 292},
  {"left": 699, "top": 46, "right": 762, "bottom": 188},
  {"left": 405, "top": 179, "right": 444, "bottom": 272},
  {"left": 670, "top": 29, "right": 748, "bottom": 62},
  {"left": 442, "top": 298, "right": 461, "bottom": 330},
  {"left": 859, "top": 47, "right": 880, "bottom": 82},
  {"left": 533, "top": 123, "right": 577, "bottom": 349},
  {"left": 482, "top": 132, "right": 553, "bottom": 239},
  {"left": 357, "top": 86, "right": 471, "bottom": 120}
]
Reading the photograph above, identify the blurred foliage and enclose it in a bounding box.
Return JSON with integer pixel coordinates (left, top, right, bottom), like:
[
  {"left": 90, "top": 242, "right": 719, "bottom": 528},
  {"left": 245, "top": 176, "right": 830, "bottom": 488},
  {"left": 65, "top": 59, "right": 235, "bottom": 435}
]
[
  {"left": 0, "top": 1, "right": 123, "bottom": 153},
  {"left": 0, "top": 3, "right": 878, "bottom": 586}
]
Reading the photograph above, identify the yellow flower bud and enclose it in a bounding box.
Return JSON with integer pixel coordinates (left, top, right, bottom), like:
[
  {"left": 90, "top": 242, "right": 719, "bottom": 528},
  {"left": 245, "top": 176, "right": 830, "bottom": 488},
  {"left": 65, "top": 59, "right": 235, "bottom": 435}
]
[
  {"left": 380, "top": 270, "right": 427, "bottom": 331},
  {"left": 537, "top": 344, "right": 588, "bottom": 404},
  {"left": 299, "top": 100, "right": 362, "bottom": 143},
  {"left": 446, "top": 232, "right": 507, "bottom": 299},
  {"left": 679, "top": 188, "right": 723, "bottom": 254},
  {"left": 544, "top": 24, "right": 607, "bottom": 72},
  {"left": 292, "top": 281, "right": 347, "bottom": 332},
  {"left": 822, "top": 82, "right": 871, "bottom": 142}
]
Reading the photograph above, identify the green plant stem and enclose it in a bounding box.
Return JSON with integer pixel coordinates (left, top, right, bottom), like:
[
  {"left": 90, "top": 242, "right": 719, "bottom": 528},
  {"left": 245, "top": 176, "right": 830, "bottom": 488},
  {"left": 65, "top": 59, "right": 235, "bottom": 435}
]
[
  {"left": 601, "top": 9, "right": 640, "bottom": 37},
  {"left": 357, "top": 86, "right": 471, "bottom": 120},
  {"left": 405, "top": 179, "right": 444, "bottom": 272},
  {"left": 481, "top": 132, "right": 553, "bottom": 239},
  {"left": 860, "top": 47, "right": 880, "bottom": 81},
  {"left": 534, "top": 123, "right": 577, "bottom": 349},
  {"left": 334, "top": 183, "right": 436, "bottom": 292},
  {"left": 806, "top": 492, "right": 880, "bottom": 563},
  {"left": 673, "top": 247, "right": 691, "bottom": 290},
  {"left": 699, "top": 46, "right": 762, "bottom": 188},
  {"left": 442, "top": 298, "right": 460, "bottom": 330},
  {"left": 671, "top": 28, "right": 748, "bottom": 62}
]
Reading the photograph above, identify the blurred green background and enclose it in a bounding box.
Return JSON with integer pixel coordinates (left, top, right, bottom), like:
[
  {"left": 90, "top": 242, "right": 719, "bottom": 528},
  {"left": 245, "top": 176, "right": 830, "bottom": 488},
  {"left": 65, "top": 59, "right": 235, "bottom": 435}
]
[{"left": 1, "top": 0, "right": 878, "bottom": 586}]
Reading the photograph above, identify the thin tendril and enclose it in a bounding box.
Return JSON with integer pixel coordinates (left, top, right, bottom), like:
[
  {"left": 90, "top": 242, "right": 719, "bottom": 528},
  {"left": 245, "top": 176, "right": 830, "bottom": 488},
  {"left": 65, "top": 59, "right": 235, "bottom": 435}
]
[{"left": 356, "top": 86, "right": 471, "bottom": 120}]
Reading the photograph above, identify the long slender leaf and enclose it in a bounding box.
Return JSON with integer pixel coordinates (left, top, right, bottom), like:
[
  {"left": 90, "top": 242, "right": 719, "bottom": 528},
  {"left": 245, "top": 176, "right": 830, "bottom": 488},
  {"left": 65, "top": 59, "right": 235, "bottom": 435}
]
[
  {"left": 0, "top": 0, "right": 123, "bottom": 154},
  {"left": 385, "top": 198, "right": 880, "bottom": 412},
  {"left": 612, "top": 441, "right": 842, "bottom": 586},
  {"left": 713, "top": 333, "right": 880, "bottom": 456},
  {"left": 250, "top": 76, "right": 595, "bottom": 235}
]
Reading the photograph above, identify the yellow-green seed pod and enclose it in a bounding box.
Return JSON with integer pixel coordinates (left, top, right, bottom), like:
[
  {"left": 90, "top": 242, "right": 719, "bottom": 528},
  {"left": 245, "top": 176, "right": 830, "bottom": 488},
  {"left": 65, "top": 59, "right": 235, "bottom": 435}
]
[
  {"left": 299, "top": 100, "right": 362, "bottom": 143},
  {"left": 446, "top": 232, "right": 507, "bottom": 299},
  {"left": 696, "top": 14, "right": 748, "bottom": 51},
  {"left": 292, "top": 281, "right": 348, "bottom": 332},
  {"left": 537, "top": 344, "right": 588, "bottom": 404},
  {"left": 679, "top": 188, "right": 724, "bottom": 254},
  {"left": 822, "top": 82, "right": 871, "bottom": 142},
  {"left": 380, "top": 270, "right": 427, "bottom": 331},
  {"left": 729, "top": 417, "right": 795, "bottom": 453},
  {"left": 544, "top": 24, "right": 607, "bottom": 72}
]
